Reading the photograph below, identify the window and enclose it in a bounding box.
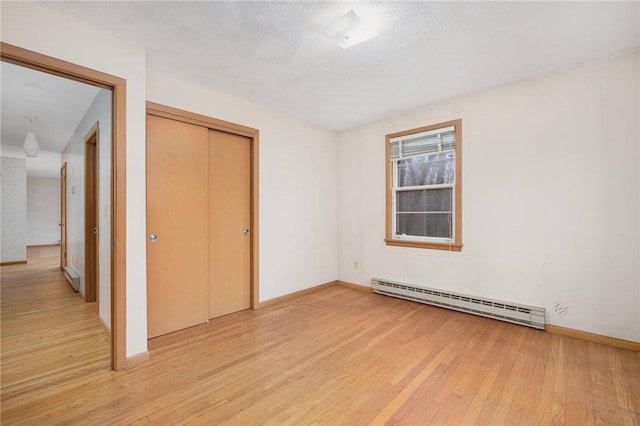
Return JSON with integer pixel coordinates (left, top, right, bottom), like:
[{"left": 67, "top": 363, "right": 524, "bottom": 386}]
[{"left": 385, "top": 119, "right": 462, "bottom": 251}]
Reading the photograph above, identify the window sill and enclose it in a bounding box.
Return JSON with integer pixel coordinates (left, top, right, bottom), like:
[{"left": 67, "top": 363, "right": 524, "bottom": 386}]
[{"left": 384, "top": 239, "right": 463, "bottom": 251}]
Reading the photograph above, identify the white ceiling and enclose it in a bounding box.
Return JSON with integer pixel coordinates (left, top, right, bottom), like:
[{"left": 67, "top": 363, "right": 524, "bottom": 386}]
[
  {"left": 35, "top": 1, "right": 639, "bottom": 132},
  {"left": 1, "top": 61, "right": 101, "bottom": 153}
]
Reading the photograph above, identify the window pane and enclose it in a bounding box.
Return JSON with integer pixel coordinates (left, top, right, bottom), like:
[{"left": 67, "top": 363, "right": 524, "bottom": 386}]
[
  {"left": 397, "top": 153, "right": 454, "bottom": 187},
  {"left": 397, "top": 188, "right": 452, "bottom": 212},
  {"left": 396, "top": 213, "right": 452, "bottom": 238}
]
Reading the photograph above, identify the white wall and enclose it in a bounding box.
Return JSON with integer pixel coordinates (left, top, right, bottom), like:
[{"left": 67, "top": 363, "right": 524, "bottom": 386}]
[
  {"left": 27, "top": 177, "right": 60, "bottom": 245},
  {"left": 96, "top": 92, "right": 112, "bottom": 331},
  {"left": 0, "top": 145, "right": 62, "bottom": 178},
  {"left": 0, "top": 157, "right": 27, "bottom": 263},
  {"left": 338, "top": 51, "right": 640, "bottom": 342},
  {"left": 1, "top": 2, "right": 147, "bottom": 356},
  {"left": 147, "top": 70, "right": 339, "bottom": 301},
  {"left": 61, "top": 89, "right": 112, "bottom": 330}
]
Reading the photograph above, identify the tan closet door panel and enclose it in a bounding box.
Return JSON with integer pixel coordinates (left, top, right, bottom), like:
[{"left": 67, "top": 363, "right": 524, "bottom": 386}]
[
  {"left": 209, "top": 129, "right": 251, "bottom": 318},
  {"left": 147, "top": 115, "right": 209, "bottom": 338}
]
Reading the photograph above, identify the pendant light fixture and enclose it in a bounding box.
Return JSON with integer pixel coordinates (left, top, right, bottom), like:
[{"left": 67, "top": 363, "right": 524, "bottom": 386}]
[{"left": 23, "top": 116, "right": 40, "bottom": 157}]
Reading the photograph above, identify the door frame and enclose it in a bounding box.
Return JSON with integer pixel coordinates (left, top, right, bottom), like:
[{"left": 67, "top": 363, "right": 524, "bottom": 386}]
[
  {"left": 1, "top": 42, "right": 127, "bottom": 370},
  {"left": 146, "top": 102, "right": 260, "bottom": 310},
  {"left": 60, "top": 162, "right": 67, "bottom": 269},
  {"left": 84, "top": 123, "right": 99, "bottom": 304}
]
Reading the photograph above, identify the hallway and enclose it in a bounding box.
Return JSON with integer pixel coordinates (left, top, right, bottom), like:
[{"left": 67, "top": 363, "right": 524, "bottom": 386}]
[{"left": 1, "top": 246, "right": 110, "bottom": 401}]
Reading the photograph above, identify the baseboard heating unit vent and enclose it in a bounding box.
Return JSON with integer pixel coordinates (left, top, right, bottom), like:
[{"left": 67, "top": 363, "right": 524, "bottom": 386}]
[
  {"left": 371, "top": 278, "right": 545, "bottom": 330},
  {"left": 63, "top": 266, "right": 80, "bottom": 292}
]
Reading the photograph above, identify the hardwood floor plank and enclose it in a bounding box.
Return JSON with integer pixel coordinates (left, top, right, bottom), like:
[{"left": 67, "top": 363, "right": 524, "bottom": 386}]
[
  {"left": 564, "top": 336, "right": 595, "bottom": 424},
  {"left": 473, "top": 328, "right": 524, "bottom": 424},
  {"left": 1, "top": 246, "right": 111, "bottom": 409},
  {"left": 2, "top": 252, "right": 639, "bottom": 425},
  {"left": 443, "top": 322, "right": 506, "bottom": 424}
]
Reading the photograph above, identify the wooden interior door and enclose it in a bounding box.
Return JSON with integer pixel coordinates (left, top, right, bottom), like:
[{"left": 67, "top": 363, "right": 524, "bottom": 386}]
[
  {"left": 208, "top": 129, "right": 251, "bottom": 319},
  {"left": 84, "top": 129, "right": 98, "bottom": 303},
  {"left": 146, "top": 115, "right": 209, "bottom": 338},
  {"left": 60, "top": 162, "right": 67, "bottom": 269}
]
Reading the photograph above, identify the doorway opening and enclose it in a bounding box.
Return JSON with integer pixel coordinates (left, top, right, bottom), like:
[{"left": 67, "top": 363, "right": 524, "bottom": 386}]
[
  {"left": 1, "top": 42, "right": 127, "bottom": 370},
  {"left": 84, "top": 124, "right": 99, "bottom": 304}
]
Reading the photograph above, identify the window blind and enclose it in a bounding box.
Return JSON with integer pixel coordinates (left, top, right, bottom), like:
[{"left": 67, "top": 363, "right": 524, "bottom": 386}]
[{"left": 390, "top": 126, "right": 455, "bottom": 160}]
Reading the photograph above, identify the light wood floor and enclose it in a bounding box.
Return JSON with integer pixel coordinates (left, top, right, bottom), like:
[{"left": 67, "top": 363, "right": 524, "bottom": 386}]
[
  {"left": 2, "top": 251, "right": 639, "bottom": 425},
  {"left": 1, "top": 246, "right": 111, "bottom": 407}
]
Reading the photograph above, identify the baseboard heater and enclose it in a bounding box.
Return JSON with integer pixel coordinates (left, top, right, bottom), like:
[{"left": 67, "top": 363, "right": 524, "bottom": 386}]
[
  {"left": 371, "top": 278, "right": 545, "bottom": 330},
  {"left": 63, "top": 266, "right": 80, "bottom": 292}
]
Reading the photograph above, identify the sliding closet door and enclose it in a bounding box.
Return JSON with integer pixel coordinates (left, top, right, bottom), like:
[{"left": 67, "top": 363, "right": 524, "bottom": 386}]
[
  {"left": 146, "top": 115, "right": 209, "bottom": 338},
  {"left": 208, "top": 129, "right": 251, "bottom": 319}
]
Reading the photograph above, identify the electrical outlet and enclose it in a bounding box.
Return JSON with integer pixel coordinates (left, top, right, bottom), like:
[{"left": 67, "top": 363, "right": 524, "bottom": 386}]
[{"left": 354, "top": 261, "right": 359, "bottom": 270}]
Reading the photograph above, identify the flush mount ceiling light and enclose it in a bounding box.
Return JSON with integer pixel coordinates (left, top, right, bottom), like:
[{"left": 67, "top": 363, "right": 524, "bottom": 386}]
[
  {"left": 319, "top": 10, "right": 379, "bottom": 49},
  {"left": 23, "top": 116, "right": 40, "bottom": 158}
]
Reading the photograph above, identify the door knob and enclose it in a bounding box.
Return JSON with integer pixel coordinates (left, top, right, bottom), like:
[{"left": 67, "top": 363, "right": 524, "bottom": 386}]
[
  {"left": 93, "top": 227, "right": 98, "bottom": 235},
  {"left": 149, "top": 234, "right": 158, "bottom": 242},
  {"left": 243, "top": 229, "right": 250, "bottom": 236}
]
